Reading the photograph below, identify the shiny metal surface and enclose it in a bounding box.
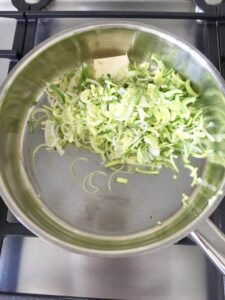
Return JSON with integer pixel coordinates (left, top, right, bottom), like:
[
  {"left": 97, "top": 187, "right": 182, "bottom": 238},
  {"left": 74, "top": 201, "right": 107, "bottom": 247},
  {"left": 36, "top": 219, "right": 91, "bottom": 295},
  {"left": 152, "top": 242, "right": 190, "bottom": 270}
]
[
  {"left": 0, "top": 236, "right": 211, "bottom": 300},
  {"left": 206, "top": 0, "right": 223, "bottom": 4},
  {"left": 0, "top": 17, "right": 16, "bottom": 85},
  {"left": 0, "top": 1, "right": 15, "bottom": 11},
  {"left": 35, "top": 18, "right": 205, "bottom": 51},
  {"left": 1, "top": 22, "right": 225, "bottom": 257},
  {"left": 47, "top": 0, "right": 195, "bottom": 12},
  {"left": 0, "top": 4, "right": 18, "bottom": 224},
  {"left": 0, "top": 18, "right": 16, "bottom": 49},
  {"left": 190, "top": 219, "right": 225, "bottom": 274},
  {"left": 0, "top": 59, "right": 10, "bottom": 87}
]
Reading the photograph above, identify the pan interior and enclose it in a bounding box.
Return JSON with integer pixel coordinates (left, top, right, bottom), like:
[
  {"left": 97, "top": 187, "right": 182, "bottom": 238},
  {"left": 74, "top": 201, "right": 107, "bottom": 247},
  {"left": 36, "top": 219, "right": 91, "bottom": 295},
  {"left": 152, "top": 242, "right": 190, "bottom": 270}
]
[
  {"left": 23, "top": 94, "right": 204, "bottom": 236},
  {"left": 1, "top": 25, "right": 225, "bottom": 251}
]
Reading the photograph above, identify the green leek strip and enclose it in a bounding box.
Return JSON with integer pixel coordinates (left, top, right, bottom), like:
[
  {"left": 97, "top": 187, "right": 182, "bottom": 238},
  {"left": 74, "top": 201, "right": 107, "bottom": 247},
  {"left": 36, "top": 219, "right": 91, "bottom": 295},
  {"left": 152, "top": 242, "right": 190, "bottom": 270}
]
[
  {"left": 116, "top": 177, "right": 128, "bottom": 184},
  {"left": 185, "top": 80, "right": 198, "bottom": 97},
  {"left": 135, "top": 167, "right": 159, "bottom": 175},
  {"left": 105, "top": 160, "right": 122, "bottom": 168},
  {"left": 28, "top": 120, "right": 35, "bottom": 133},
  {"left": 108, "top": 170, "right": 133, "bottom": 191},
  {"left": 48, "top": 84, "right": 65, "bottom": 103}
]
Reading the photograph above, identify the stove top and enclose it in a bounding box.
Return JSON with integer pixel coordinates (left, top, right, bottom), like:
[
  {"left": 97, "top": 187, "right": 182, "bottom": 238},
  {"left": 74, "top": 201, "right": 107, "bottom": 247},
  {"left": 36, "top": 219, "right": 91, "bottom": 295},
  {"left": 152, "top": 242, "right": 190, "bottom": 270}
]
[{"left": 0, "top": 1, "right": 225, "bottom": 299}]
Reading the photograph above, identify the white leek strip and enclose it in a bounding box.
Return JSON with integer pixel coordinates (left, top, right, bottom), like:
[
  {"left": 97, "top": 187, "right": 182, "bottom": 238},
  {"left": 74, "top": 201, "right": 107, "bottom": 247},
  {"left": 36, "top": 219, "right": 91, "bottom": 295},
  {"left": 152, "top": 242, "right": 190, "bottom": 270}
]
[
  {"left": 70, "top": 157, "right": 88, "bottom": 181},
  {"left": 82, "top": 170, "right": 106, "bottom": 194},
  {"left": 31, "top": 108, "right": 49, "bottom": 121},
  {"left": 108, "top": 171, "right": 118, "bottom": 192},
  {"left": 32, "top": 144, "right": 47, "bottom": 170},
  {"left": 184, "top": 164, "right": 198, "bottom": 186}
]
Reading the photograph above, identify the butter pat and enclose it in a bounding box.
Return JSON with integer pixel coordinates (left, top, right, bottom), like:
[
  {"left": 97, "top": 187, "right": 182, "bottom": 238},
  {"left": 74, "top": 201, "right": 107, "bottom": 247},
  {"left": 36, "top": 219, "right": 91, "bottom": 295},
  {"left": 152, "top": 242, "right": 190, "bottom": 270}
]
[{"left": 93, "top": 55, "right": 129, "bottom": 80}]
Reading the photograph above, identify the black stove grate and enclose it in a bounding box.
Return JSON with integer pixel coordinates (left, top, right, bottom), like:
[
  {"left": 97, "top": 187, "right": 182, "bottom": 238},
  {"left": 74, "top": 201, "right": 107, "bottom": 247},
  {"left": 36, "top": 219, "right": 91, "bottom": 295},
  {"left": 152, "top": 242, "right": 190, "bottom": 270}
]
[{"left": 0, "top": 0, "right": 225, "bottom": 299}]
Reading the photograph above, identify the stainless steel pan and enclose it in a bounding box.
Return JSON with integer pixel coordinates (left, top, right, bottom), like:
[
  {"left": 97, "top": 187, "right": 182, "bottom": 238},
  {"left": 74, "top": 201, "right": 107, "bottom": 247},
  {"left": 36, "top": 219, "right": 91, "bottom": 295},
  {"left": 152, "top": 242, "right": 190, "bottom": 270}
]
[{"left": 1, "top": 22, "right": 225, "bottom": 273}]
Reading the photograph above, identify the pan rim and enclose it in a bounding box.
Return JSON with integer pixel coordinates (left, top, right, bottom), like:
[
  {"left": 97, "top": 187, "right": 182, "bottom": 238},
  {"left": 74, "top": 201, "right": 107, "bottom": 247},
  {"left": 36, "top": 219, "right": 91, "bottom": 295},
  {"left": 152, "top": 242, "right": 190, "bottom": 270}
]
[{"left": 0, "top": 20, "right": 225, "bottom": 255}]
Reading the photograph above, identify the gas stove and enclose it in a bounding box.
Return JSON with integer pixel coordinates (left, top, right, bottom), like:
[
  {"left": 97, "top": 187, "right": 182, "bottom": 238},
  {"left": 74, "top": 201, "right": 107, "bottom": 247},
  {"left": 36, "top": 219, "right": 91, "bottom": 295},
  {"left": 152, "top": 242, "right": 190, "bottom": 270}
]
[{"left": 0, "top": 1, "right": 225, "bottom": 299}]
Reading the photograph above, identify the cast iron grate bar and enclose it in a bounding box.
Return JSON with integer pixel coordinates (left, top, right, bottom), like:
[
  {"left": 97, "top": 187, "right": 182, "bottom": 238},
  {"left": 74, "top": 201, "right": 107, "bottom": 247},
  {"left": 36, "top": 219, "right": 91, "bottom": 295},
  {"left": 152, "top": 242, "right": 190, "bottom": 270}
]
[
  {"left": 0, "top": 11, "right": 26, "bottom": 70},
  {"left": 0, "top": 50, "right": 18, "bottom": 59},
  {"left": 203, "top": 20, "right": 221, "bottom": 72},
  {"left": 26, "top": 11, "right": 218, "bottom": 20},
  {"left": 0, "top": 11, "right": 24, "bottom": 19},
  {"left": 22, "top": 18, "right": 38, "bottom": 55},
  {"left": 0, "top": 291, "right": 117, "bottom": 300},
  {"left": 219, "top": 24, "right": 225, "bottom": 79}
]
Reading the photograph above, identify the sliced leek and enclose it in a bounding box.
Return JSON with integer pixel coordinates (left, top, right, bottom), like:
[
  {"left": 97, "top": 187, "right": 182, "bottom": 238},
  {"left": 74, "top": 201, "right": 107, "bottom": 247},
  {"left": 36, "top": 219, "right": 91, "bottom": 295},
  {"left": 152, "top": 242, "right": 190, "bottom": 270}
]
[{"left": 29, "top": 55, "right": 216, "bottom": 187}]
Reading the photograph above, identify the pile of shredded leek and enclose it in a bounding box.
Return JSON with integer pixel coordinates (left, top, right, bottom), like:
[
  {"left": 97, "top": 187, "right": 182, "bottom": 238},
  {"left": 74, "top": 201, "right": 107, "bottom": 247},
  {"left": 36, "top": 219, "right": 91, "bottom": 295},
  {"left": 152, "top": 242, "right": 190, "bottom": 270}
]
[{"left": 29, "top": 56, "right": 214, "bottom": 186}]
